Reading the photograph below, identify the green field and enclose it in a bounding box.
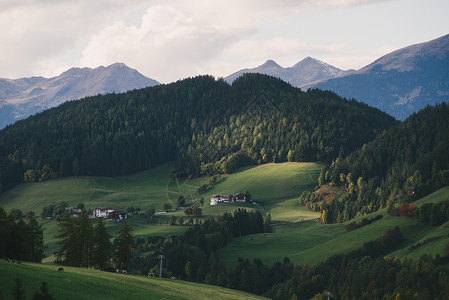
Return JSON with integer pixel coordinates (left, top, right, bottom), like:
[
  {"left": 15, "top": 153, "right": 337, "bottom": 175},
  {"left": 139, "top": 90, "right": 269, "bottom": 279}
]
[
  {"left": 201, "top": 162, "right": 322, "bottom": 222},
  {"left": 0, "top": 162, "right": 206, "bottom": 213},
  {"left": 0, "top": 162, "right": 322, "bottom": 257},
  {"left": 217, "top": 186, "right": 449, "bottom": 267},
  {"left": 0, "top": 261, "right": 265, "bottom": 300}
]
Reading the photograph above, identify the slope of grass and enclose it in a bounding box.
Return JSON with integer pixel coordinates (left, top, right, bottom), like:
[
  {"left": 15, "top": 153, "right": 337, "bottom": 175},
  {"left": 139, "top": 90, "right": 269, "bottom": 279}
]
[
  {"left": 218, "top": 187, "right": 449, "bottom": 267},
  {"left": 203, "top": 162, "right": 322, "bottom": 222},
  {"left": 0, "top": 261, "right": 265, "bottom": 300},
  {"left": 0, "top": 162, "right": 321, "bottom": 257},
  {"left": 0, "top": 162, "right": 207, "bottom": 213}
]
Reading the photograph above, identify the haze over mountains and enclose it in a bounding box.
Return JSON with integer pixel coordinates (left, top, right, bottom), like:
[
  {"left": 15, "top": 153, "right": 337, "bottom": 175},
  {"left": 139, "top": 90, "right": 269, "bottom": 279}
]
[
  {"left": 224, "top": 57, "right": 352, "bottom": 87},
  {"left": 0, "top": 63, "right": 159, "bottom": 128},
  {"left": 311, "top": 34, "right": 449, "bottom": 120},
  {"left": 0, "top": 34, "right": 447, "bottom": 127},
  {"left": 224, "top": 34, "right": 449, "bottom": 121}
]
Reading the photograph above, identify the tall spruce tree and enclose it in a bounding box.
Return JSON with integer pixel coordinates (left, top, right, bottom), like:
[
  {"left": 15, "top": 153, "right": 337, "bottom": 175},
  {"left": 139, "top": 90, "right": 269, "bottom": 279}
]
[
  {"left": 56, "top": 214, "right": 80, "bottom": 266},
  {"left": 56, "top": 211, "right": 94, "bottom": 267},
  {"left": 92, "top": 217, "right": 113, "bottom": 270},
  {"left": 26, "top": 218, "right": 45, "bottom": 262},
  {"left": 114, "top": 220, "right": 134, "bottom": 269},
  {"left": 12, "top": 278, "right": 25, "bottom": 300},
  {"left": 31, "top": 281, "right": 55, "bottom": 300},
  {"left": 78, "top": 211, "right": 93, "bottom": 267}
]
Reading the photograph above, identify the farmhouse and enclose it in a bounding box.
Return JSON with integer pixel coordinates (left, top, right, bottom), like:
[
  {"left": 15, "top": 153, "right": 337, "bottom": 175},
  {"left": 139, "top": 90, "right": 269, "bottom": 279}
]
[
  {"left": 92, "top": 207, "right": 125, "bottom": 219},
  {"left": 210, "top": 193, "right": 248, "bottom": 205},
  {"left": 109, "top": 210, "right": 128, "bottom": 221},
  {"left": 65, "top": 207, "right": 82, "bottom": 217},
  {"left": 210, "top": 195, "right": 230, "bottom": 205},
  {"left": 232, "top": 193, "right": 247, "bottom": 203}
]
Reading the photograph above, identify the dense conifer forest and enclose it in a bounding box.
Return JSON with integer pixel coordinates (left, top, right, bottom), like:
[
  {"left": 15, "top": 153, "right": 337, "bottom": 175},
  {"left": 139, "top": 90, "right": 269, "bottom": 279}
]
[
  {"left": 311, "top": 103, "right": 449, "bottom": 223},
  {"left": 0, "top": 74, "right": 396, "bottom": 192}
]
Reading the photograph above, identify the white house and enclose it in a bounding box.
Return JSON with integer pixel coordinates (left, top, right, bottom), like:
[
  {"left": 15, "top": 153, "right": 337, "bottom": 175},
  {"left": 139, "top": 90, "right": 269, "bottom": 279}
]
[
  {"left": 93, "top": 208, "right": 115, "bottom": 218},
  {"left": 210, "top": 195, "right": 230, "bottom": 205}
]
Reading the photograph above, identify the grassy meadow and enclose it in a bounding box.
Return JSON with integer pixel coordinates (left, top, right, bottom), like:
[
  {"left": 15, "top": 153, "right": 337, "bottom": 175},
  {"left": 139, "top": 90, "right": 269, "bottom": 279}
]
[
  {"left": 0, "top": 162, "right": 322, "bottom": 256},
  {"left": 217, "top": 186, "right": 449, "bottom": 267},
  {"left": 0, "top": 261, "right": 266, "bottom": 300}
]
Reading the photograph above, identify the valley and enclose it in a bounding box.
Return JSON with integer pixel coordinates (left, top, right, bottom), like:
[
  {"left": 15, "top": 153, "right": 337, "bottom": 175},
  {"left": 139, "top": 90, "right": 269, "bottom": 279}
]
[
  {"left": 1, "top": 72, "right": 448, "bottom": 299},
  {"left": 218, "top": 187, "right": 449, "bottom": 266},
  {"left": 0, "top": 161, "right": 322, "bottom": 257}
]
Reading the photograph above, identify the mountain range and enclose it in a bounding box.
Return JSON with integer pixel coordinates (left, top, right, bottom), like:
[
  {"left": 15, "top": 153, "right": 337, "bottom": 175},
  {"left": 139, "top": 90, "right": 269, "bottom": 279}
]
[
  {"left": 225, "top": 34, "right": 449, "bottom": 120},
  {"left": 312, "top": 34, "right": 449, "bottom": 120},
  {"left": 1, "top": 34, "right": 447, "bottom": 127},
  {"left": 224, "top": 57, "right": 352, "bottom": 87},
  {"left": 0, "top": 63, "right": 159, "bottom": 128}
]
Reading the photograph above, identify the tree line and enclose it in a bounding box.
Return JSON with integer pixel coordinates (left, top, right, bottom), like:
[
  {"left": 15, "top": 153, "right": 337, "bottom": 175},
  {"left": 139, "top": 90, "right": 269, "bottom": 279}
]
[
  {"left": 307, "top": 102, "right": 449, "bottom": 223},
  {"left": 267, "top": 228, "right": 449, "bottom": 300},
  {"left": 0, "top": 206, "right": 44, "bottom": 262},
  {"left": 55, "top": 212, "right": 133, "bottom": 270},
  {"left": 0, "top": 74, "right": 396, "bottom": 192},
  {"left": 128, "top": 209, "right": 270, "bottom": 279},
  {"left": 131, "top": 213, "right": 449, "bottom": 299},
  {"left": 9, "top": 278, "right": 55, "bottom": 300}
]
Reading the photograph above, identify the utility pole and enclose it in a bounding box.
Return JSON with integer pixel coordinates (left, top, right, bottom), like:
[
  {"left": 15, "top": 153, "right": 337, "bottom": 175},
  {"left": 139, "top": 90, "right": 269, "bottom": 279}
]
[{"left": 158, "top": 255, "right": 165, "bottom": 279}]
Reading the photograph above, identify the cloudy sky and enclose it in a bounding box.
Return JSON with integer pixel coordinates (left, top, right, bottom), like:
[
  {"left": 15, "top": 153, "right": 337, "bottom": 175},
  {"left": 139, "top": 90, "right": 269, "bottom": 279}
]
[{"left": 1, "top": 0, "right": 448, "bottom": 83}]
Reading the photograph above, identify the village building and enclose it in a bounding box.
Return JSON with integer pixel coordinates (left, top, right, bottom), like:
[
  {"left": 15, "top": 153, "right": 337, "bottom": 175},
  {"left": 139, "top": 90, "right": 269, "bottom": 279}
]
[
  {"left": 65, "top": 207, "right": 83, "bottom": 218},
  {"left": 232, "top": 193, "right": 247, "bottom": 203},
  {"left": 210, "top": 193, "right": 249, "bottom": 205},
  {"left": 210, "top": 195, "right": 230, "bottom": 205},
  {"left": 109, "top": 210, "right": 128, "bottom": 221},
  {"left": 93, "top": 207, "right": 116, "bottom": 218}
]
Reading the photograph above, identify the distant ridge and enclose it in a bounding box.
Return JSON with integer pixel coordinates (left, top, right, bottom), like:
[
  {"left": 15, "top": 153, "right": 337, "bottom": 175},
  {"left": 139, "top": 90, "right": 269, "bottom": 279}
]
[
  {"left": 225, "top": 57, "right": 351, "bottom": 87},
  {"left": 0, "top": 63, "right": 159, "bottom": 128},
  {"left": 311, "top": 34, "right": 449, "bottom": 120}
]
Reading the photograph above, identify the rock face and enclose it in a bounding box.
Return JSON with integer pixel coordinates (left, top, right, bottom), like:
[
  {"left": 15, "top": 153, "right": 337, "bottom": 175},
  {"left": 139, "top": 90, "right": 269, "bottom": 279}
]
[
  {"left": 312, "top": 34, "right": 449, "bottom": 120},
  {"left": 225, "top": 57, "right": 351, "bottom": 88},
  {"left": 0, "top": 63, "right": 159, "bottom": 128}
]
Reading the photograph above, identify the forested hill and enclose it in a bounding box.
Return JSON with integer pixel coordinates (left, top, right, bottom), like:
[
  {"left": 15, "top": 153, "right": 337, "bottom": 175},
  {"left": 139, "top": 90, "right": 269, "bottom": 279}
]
[
  {"left": 0, "top": 74, "right": 396, "bottom": 192},
  {"left": 318, "top": 102, "right": 449, "bottom": 223}
]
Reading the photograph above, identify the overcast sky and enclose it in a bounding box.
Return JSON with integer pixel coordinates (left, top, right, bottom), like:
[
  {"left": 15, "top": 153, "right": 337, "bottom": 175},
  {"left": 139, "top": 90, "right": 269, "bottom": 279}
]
[{"left": 0, "top": 0, "right": 448, "bottom": 83}]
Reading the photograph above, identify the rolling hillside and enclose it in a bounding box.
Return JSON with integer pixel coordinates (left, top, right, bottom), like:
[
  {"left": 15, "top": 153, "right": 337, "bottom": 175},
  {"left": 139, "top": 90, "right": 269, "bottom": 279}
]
[
  {"left": 0, "top": 74, "right": 397, "bottom": 193},
  {"left": 217, "top": 186, "right": 449, "bottom": 266},
  {"left": 0, "top": 261, "right": 265, "bottom": 300},
  {"left": 0, "top": 162, "right": 322, "bottom": 256}
]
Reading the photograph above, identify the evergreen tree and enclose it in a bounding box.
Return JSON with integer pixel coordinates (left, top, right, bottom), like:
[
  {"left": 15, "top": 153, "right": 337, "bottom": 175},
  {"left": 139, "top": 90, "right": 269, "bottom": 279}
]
[
  {"left": 264, "top": 214, "right": 272, "bottom": 233},
  {"left": 114, "top": 220, "right": 134, "bottom": 269},
  {"left": 12, "top": 278, "right": 25, "bottom": 300},
  {"left": 56, "top": 215, "right": 80, "bottom": 266},
  {"left": 26, "top": 218, "right": 45, "bottom": 262},
  {"left": 31, "top": 281, "right": 55, "bottom": 300},
  {"left": 92, "top": 217, "right": 112, "bottom": 270},
  {"left": 78, "top": 211, "right": 94, "bottom": 267}
]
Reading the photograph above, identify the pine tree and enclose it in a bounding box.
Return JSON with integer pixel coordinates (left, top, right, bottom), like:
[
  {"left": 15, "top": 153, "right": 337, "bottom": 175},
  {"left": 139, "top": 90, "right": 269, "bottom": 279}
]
[
  {"left": 264, "top": 214, "right": 272, "bottom": 233},
  {"left": 56, "top": 211, "right": 94, "bottom": 267},
  {"left": 12, "top": 278, "right": 25, "bottom": 300},
  {"left": 56, "top": 214, "right": 80, "bottom": 266},
  {"left": 78, "top": 211, "right": 94, "bottom": 267},
  {"left": 26, "top": 218, "right": 45, "bottom": 262},
  {"left": 92, "top": 217, "right": 113, "bottom": 270},
  {"left": 114, "top": 220, "right": 134, "bottom": 269},
  {"left": 31, "top": 281, "right": 55, "bottom": 300}
]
